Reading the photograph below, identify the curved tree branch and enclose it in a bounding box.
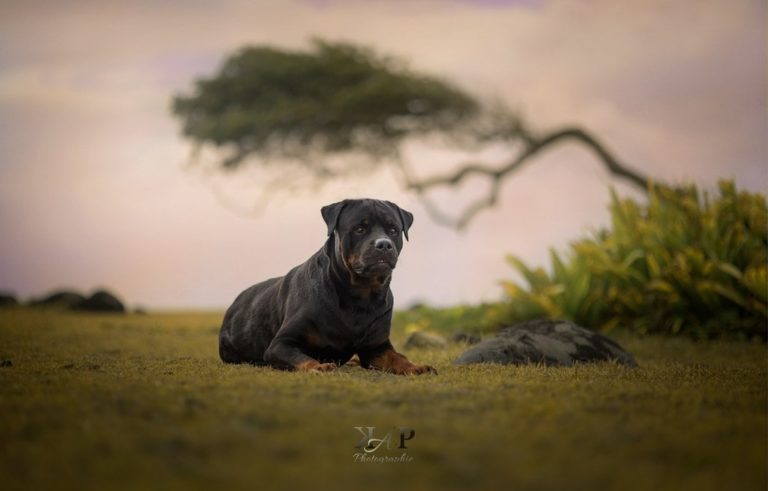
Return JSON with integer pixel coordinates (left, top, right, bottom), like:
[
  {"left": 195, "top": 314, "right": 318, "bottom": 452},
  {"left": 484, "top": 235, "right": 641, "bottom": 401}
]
[{"left": 400, "top": 126, "right": 650, "bottom": 230}]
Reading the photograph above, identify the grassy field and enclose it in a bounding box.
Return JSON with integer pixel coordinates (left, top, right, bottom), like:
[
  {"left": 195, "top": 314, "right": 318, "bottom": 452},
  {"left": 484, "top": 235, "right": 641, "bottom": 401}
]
[{"left": 0, "top": 308, "right": 765, "bottom": 491}]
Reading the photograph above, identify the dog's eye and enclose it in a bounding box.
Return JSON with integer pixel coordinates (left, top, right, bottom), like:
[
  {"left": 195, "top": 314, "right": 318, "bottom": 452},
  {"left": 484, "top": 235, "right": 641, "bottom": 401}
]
[
  {"left": 354, "top": 226, "right": 366, "bottom": 234},
  {"left": 387, "top": 227, "right": 398, "bottom": 236}
]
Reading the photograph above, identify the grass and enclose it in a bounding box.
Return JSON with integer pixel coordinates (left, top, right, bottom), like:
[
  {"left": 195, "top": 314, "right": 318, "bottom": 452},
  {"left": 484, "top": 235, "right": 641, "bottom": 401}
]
[{"left": 0, "top": 308, "right": 766, "bottom": 491}]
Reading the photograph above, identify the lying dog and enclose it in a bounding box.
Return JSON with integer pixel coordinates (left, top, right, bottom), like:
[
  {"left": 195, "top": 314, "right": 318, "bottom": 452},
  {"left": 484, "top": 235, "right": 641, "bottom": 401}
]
[{"left": 219, "top": 198, "right": 435, "bottom": 375}]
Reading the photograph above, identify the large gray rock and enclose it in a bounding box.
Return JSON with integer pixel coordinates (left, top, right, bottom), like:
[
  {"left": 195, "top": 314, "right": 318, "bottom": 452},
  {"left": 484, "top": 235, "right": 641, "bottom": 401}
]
[{"left": 453, "top": 319, "right": 637, "bottom": 367}]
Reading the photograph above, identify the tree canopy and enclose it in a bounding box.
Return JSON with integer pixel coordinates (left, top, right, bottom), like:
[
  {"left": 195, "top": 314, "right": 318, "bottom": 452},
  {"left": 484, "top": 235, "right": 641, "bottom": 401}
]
[{"left": 172, "top": 40, "right": 479, "bottom": 170}]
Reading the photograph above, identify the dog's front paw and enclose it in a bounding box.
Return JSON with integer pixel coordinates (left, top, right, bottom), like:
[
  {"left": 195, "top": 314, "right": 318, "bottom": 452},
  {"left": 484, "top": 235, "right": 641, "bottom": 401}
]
[
  {"left": 403, "top": 364, "right": 437, "bottom": 375},
  {"left": 296, "top": 360, "right": 337, "bottom": 373},
  {"left": 311, "top": 362, "right": 337, "bottom": 373}
]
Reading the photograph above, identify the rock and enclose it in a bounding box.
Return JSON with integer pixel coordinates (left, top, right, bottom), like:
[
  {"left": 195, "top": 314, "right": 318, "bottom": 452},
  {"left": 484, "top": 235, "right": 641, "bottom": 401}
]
[
  {"left": 451, "top": 332, "right": 481, "bottom": 345},
  {"left": 74, "top": 290, "right": 125, "bottom": 312},
  {"left": 0, "top": 292, "right": 18, "bottom": 307},
  {"left": 29, "top": 288, "right": 125, "bottom": 312},
  {"left": 453, "top": 319, "right": 637, "bottom": 367},
  {"left": 29, "top": 290, "right": 86, "bottom": 309},
  {"left": 403, "top": 331, "right": 448, "bottom": 349}
]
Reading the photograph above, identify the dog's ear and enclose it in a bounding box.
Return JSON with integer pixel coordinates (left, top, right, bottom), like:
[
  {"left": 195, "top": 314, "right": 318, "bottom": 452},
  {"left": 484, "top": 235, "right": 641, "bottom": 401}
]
[
  {"left": 386, "top": 201, "right": 414, "bottom": 241},
  {"left": 321, "top": 200, "right": 348, "bottom": 237}
]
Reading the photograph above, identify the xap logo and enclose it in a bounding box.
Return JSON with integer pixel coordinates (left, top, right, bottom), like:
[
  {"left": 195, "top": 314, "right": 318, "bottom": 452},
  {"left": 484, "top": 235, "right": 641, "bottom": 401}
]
[
  {"left": 354, "top": 426, "right": 415, "bottom": 453},
  {"left": 353, "top": 427, "right": 416, "bottom": 463}
]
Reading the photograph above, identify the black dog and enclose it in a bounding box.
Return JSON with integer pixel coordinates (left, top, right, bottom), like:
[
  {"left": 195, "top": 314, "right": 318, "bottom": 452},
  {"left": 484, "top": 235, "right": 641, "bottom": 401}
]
[{"left": 218, "top": 199, "right": 435, "bottom": 375}]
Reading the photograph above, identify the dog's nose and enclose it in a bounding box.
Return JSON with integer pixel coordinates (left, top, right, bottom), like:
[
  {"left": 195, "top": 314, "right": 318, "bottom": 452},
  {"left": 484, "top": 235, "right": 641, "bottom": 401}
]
[{"left": 374, "top": 238, "right": 394, "bottom": 251}]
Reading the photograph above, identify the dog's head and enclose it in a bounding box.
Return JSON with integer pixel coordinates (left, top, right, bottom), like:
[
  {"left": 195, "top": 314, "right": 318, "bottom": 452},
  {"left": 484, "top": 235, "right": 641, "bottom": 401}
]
[{"left": 321, "top": 199, "right": 413, "bottom": 281}]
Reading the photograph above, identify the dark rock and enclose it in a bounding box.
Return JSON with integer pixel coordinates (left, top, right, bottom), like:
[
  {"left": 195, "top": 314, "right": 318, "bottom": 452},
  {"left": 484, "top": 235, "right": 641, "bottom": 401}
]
[
  {"left": 403, "top": 331, "right": 448, "bottom": 349},
  {"left": 451, "top": 332, "right": 482, "bottom": 345},
  {"left": 29, "top": 290, "right": 86, "bottom": 309},
  {"left": 453, "top": 319, "right": 637, "bottom": 367},
  {"left": 74, "top": 290, "right": 125, "bottom": 313},
  {"left": 0, "top": 292, "right": 18, "bottom": 307}
]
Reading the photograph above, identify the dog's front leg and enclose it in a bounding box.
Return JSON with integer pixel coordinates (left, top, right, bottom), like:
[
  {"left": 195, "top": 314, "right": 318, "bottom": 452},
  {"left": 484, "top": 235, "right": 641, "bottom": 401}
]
[{"left": 264, "top": 336, "right": 336, "bottom": 373}]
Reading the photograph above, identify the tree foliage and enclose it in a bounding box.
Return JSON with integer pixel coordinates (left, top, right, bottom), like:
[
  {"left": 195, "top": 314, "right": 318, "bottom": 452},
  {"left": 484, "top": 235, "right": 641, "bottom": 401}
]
[{"left": 172, "top": 40, "right": 478, "bottom": 170}]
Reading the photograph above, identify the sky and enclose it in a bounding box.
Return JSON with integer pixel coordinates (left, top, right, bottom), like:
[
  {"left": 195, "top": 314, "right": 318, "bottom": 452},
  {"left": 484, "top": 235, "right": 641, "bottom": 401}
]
[{"left": 0, "top": 0, "right": 765, "bottom": 310}]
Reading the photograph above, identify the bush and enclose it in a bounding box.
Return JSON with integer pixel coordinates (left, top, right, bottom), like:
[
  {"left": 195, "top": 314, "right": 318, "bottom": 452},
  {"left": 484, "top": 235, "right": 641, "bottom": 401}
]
[{"left": 501, "top": 180, "right": 767, "bottom": 340}]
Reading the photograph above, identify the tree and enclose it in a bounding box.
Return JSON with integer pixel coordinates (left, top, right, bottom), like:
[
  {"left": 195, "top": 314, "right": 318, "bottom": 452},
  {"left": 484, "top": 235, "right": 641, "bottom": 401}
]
[{"left": 172, "top": 39, "right": 649, "bottom": 229}]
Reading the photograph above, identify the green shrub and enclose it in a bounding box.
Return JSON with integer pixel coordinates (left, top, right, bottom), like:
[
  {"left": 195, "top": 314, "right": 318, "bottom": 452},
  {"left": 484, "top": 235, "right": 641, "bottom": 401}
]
[{"left": 501, "top": 180, "right": 767, "bottom": 340}]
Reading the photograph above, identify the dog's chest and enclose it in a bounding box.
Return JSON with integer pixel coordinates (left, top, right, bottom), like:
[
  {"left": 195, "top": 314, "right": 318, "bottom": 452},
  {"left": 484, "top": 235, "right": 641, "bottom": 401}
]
[{"left": 308, "top": 308, "right": 382, "bottom": 351}]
